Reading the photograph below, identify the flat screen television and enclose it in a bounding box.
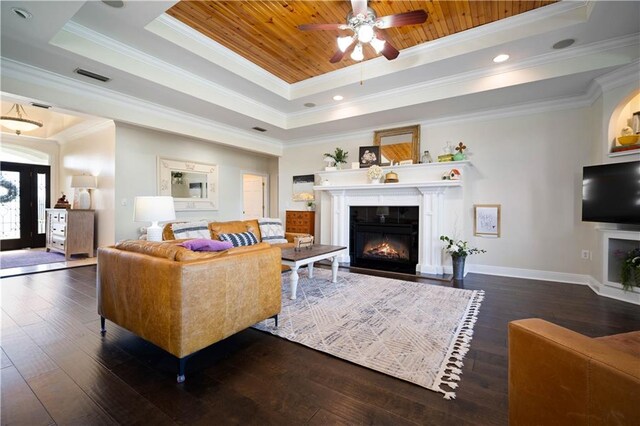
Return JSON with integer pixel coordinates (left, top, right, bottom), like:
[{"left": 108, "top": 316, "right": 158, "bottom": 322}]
[{"left": 582, "top": 161, "right": 640, "bottom": 225}]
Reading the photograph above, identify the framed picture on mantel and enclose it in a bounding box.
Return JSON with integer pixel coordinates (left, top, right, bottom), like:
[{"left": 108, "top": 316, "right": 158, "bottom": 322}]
[{"left": 474, "top": 204, "right": 501, "bottom": 237}]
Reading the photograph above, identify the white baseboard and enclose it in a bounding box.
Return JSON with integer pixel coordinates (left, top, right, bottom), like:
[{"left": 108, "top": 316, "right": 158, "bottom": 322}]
[{"left": 466, "top": 264, "right": 590, "bottom": 285}]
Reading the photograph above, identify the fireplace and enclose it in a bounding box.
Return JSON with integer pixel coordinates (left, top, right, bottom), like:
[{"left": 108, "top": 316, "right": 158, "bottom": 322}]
[{"left": 350, "top": 206, "right": 419, "bottom": 273}]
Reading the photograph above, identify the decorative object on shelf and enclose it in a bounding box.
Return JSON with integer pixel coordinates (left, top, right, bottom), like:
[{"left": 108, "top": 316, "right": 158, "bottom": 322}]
[
  {"left": 324, "top": 147, "right": 349, "bottom": 169},
  {"left": 617, "top": 134, "right": 639, "bottom": 146},
  {"left": 474, "top": 204, "right": 501, "bottom": 237},
  {"left": 351, "top": 162, "right": 360, "bottom": 169},
  {"left": 441, "top": 169, "right": 461, "bottom": 180},
  {"left": 374, "top": 125, "right": 420, "bottom": 165},
  {"left": 438, "top": 154, "right": 454, "bottom": 162},
  {"left": 367, "top": 165, "right": 384, "bottom": 183},
  {"left": 54, "top": 193, "right": 71, "bottom": 209},
  {"left": 306, "top": 201, "right": 315, "bottom": 211},
  {"left": 453, "top": 142, "right": 467, "bottom": 161},
  {"left": 1, "top": 103, "right": 43, "bottom": 135},
  {"left": 158, "top": 157, "right": 218, "bottom": 211},
  {"left": 292, "top": 174, "right": 315, "bottom": 202},
  {"left": 358, "top": 145, "right": 380, "bottom": 168},
  {"left": 384, "top": 170, "right": 399, "bottom": 183},
  {"left": 619, "top": 247, "right": 640, "bottom": 291},
  {"left": 421, "top": 150, "right": 433, "bottom": 163},
  {"left": 399, "top": 160, "right": 413, "bottom": 165},
  {"left": 294, "top": 235, "right": 314, "bottom": 251},
  {"left": 440, "top": 235, "right": 486, "bottom": 280},
  {"left": 70, "top": 174, "right": 97, "bottom": 210},
  {"left": 323, "top": 156, "right": 336, "bottom": 171},
  {"left": 321, "top": 178, "right": 330, "bottom": 186},
  {"left": 621, "top": 126, "right": 634, "bottom": 136},
  {"left": 632, "top": 111, "right": 640, "bottom": 134},
  {"left": 133, "top": 196, "right": 176, "bottom": 242}
]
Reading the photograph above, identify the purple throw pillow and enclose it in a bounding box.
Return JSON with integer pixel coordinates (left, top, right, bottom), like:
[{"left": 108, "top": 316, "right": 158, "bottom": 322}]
[{"left": 179, "top": 239, "right": 233, "bottom": 252}]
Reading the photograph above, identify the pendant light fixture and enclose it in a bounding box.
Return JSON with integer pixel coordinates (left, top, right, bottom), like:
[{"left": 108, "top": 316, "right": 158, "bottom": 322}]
[{"left": 1, "top": 104, "right": 43, "bottom": 135}]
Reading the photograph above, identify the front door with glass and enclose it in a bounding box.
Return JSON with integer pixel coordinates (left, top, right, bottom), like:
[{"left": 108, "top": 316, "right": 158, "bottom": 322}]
[{"left": 0, "top": 161, "right": 51, "bottom": 250}]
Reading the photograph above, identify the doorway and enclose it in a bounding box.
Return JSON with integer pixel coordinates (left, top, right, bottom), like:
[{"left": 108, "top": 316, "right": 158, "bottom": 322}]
[
  {"left": 242, "top": 173, "right": 268, "bottom": 219},
  {"left": 0, "top": 161, "right": 51, "bottom": 250}
]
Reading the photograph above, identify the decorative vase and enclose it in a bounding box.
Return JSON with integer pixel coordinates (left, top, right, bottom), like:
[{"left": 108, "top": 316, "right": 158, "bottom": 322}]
[
  {"left": 370, "top": 177, "right": 381, "bottom": 184},
  {"left": 452, "top": 255, "right": 466, "bottom": 280}
]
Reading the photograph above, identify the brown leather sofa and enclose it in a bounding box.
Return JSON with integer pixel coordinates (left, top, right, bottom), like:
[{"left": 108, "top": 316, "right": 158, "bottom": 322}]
[
  {"left": 509, "top": 318, "right": 640, "bottom": 425},
  {"left": 97, "top": 240, "right": 282, "bottom": 382}
]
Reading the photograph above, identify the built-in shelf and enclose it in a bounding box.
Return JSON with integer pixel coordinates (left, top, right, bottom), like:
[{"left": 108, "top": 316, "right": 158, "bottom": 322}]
[
  {"left": 316, "top": 160, "right": 470, "bottom": 176},
  {"left": 598, "top": 229, "right": 640, "bottom": 305},
  {"left": 607, "top": 149, "right": 640, "bottom": 158}
]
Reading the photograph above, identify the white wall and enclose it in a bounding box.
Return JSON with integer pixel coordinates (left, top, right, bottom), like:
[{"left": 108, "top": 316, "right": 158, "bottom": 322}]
[
  {"left": 59, "top": 122, "right": 116, "bottom": 248},
  {"left": 279, "top": 106, "right": 598, "bottom": 276},
  {"left": 114, "top": 123, "right": 278, "bottom": 241}
]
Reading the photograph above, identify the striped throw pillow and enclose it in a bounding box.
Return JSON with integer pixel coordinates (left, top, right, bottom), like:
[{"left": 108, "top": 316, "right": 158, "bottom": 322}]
[
  {"left": 171, "top": 221, "right": 210, "bottom": 239},
  {"left": 218, "top": 231, "right": 258, "bottom": 247},
  {"left": 258, "top": 218, "right": 288, "bottom": 244}
]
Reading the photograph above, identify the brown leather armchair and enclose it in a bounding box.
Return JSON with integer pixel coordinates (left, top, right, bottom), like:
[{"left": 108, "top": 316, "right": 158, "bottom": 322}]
[
  {"left": 509, "top": 318, "right": 640, "bottom": 425},
  {"left": 97, "top": 241, "right": 281, "bottom": 382}
]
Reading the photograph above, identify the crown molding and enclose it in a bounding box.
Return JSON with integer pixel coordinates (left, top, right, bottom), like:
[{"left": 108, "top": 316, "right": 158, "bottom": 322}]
[
  {"left": 285, "top": 89, "right": 599, "bottom": 147},
  {"left": 54, "top": 119, "right": 115, "bottom": 144},
  {"left": 146, "top": 14, "right": 291, "bottom": 99},
  {"left": 52, "top": 21, "right": 287, "bottom": 128},
  {"left": 1, "top": 58, "right": 284, "bottom": 156},
  {"left": 594, "top": 59, "right": 640, "bottom": 92}
]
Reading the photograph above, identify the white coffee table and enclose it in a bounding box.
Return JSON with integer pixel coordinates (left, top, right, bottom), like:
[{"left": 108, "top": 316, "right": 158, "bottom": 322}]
[{"left": 280, "top": 244, "right": 346, "bottom": 299}]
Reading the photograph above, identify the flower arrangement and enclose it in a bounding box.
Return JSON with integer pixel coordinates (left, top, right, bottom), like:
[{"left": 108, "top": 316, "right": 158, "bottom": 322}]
[
  {"left": 620, "top": 247, "right": 640, "bottom": 291},
  {"left": 367, "top": 165, "right": 383, "bottom": 180},
  {"left": 440, "top": 235, "right": 486, "bottom": 258},
  {"left": 324, "top": 147, "right": 349, "bottom": 165}
]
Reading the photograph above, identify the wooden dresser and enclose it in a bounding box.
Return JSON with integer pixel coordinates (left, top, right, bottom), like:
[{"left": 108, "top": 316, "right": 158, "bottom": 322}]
[
  {"left": 285, "top": 210, "right": 315, "bottom": 237},
  {"left": 45, "top": 209, "right": 95, "bottom": 259}
]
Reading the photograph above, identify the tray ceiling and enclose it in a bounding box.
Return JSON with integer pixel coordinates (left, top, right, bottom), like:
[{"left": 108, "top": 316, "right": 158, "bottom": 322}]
[{"left": 167, "top": 0, "right": 556, "bottom": 84}]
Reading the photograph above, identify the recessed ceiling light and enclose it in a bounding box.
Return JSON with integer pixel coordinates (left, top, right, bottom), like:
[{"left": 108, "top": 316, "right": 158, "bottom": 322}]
[
  {"left": 553, "top": 39, "right": 575, "bottom": 49},
  {"left": 11, "top": 8, "right": 33, "bottom": 19},
  {"left": 304, "top": 103, "right": 316, "bottom": 108},
  {"left": 333, "top": 95, "right": 344, "bottom": 101},
  {"left": 101, "top": 0, "right": 125, "bottom": 8},
  {"left": 493, "top": 54, "right": 510, "bottom": 63}
]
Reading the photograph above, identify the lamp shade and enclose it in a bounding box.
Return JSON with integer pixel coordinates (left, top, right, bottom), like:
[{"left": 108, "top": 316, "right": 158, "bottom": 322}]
[
  {"left": 70, "top": 175, "right": 97, "bottom": 189},
  {"left": 133, "top": 196, "right": 175, "bottom": 223}
]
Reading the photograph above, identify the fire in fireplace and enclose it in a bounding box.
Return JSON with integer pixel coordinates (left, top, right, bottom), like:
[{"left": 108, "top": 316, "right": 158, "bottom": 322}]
[{"left": 350, "top": 206, "right": 419, "bottom": 273}]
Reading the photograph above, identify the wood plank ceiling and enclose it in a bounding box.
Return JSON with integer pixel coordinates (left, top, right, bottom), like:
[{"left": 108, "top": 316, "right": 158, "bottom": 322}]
[{"left": 167, "top": 1, "right": 557, "bottom": 84}]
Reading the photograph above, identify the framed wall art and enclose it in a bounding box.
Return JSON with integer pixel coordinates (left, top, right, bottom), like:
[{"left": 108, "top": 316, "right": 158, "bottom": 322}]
[
  {"left": 359, "top": 145, "right": 381, "bottom": 168},
  {"left": 158, "top": 157, "right": 219, "bottom": 211},
  {"left": 292, "top": 174, "right": 315, "bottom": 202},
  {"left": 474, "top": 204, "right": 501, "bottom": 237}
]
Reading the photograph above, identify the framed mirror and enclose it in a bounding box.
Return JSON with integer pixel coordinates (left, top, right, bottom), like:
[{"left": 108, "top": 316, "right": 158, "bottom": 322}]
[
  {"left": 373, "top": 125, "right": 420, "bottom": 165},
  {"left": 158, "top": 157, "right": 219, "bottom": 211}
]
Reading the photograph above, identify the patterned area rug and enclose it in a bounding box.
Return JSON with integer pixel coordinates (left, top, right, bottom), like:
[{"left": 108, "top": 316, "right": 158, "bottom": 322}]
[
  {"left": 254, "top": 268, "right": 484, "bottom": 399},
  {"left": 0, "top": 250, "right": 68, "bottom": 269}
]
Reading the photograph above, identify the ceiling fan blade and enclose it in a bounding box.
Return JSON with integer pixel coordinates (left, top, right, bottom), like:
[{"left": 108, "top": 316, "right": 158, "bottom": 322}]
[
  {"left": 376, "top": 10, "right": 428, "bottom": 29},
  {"left": 375, "top": 29, "right": 400, "bottom": 60},
  {"left": 351, "top": 0, "right": 368, "bottom": 16},
  {"left": 298, "top": 23, "right": 346, "bottom": 31},
  {"left": 330, "top": 40, "right": 356, "bottom": 63}
]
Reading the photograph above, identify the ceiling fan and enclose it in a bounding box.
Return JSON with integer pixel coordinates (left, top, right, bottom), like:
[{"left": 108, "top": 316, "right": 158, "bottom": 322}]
[{"left": 298, "top": 0, "right": 428, "bottom": 63}]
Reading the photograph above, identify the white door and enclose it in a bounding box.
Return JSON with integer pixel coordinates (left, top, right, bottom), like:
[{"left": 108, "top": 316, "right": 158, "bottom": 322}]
[{"left": 242, "top": 174, "right": 266, "bottom": 219}]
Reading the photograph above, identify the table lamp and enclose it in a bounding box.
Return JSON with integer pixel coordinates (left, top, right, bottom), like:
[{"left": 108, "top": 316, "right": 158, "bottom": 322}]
[
  {"left": 70, "top": 175, "right": 97, "bottom": 210},
  {"left": 133, "top": 196, "right": 175, "bottom": 242}
]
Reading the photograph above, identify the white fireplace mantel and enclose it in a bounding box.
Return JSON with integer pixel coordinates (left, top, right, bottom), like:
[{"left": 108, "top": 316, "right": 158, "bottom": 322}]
[{"left": 313, "top": 162, "right": 469, "bottom": 275}]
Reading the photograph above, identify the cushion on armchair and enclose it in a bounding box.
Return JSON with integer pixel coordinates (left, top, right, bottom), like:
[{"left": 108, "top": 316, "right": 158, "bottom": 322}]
[{"left": 258, "top": 218, "right": 288, "bottom": 244}]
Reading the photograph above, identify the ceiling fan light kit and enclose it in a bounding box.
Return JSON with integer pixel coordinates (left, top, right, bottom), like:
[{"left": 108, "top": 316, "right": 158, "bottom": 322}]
[{"left": 298, "top": 0, "right": 427, "bottom": 63}]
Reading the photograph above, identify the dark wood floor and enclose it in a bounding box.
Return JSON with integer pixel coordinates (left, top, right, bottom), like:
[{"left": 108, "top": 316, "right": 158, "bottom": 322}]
[{"left": 1, "top": 266, "right": 639, "bottom": 425}]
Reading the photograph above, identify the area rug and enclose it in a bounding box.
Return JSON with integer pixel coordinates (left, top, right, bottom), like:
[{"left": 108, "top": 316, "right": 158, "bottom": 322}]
[
  {"left": 0, "top": 250, "right": 69, "bottom": 269},
  {"left": 253, "top": 269, "right": 483, "bottom": 399}
]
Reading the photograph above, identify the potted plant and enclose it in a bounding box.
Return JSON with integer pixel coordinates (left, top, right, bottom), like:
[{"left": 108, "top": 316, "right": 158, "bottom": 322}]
[
  {"left": 440, "top": 235, "right": 486, "bottom": 280},
  {"left": 367, "top": 165, "right": 383, "bottom": 183},
  {"left": 620, "top": 247, "right": 640, "bottom": 291},
  {"left": 306, "top": 201, "right": 315, "bottom": 211},
  {"left": 324, "top": 148, "right": 348, "bottom": 169}
]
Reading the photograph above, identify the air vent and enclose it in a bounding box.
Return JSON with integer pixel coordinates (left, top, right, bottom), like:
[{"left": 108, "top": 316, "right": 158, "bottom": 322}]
[
  {"left": 252, "top": 126, "right": 267, "bottom": 132},
  {"left": 102, "top": 0, "right": 125, "bottom": 7},
  {"left": 553, "top": 39, "right": 575, "bottom": 50},
  {"left": 304, "top": 103, "right": 316, "bottom": 108},
  {"left": 74, "top": 68, "right": 111, "bottom": 82},
  {"left": 31, "top": 102, "right": 52, "bottom": 109},
  {"left": 11, "top": 8, "right": 32, "bottom": 19}
]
